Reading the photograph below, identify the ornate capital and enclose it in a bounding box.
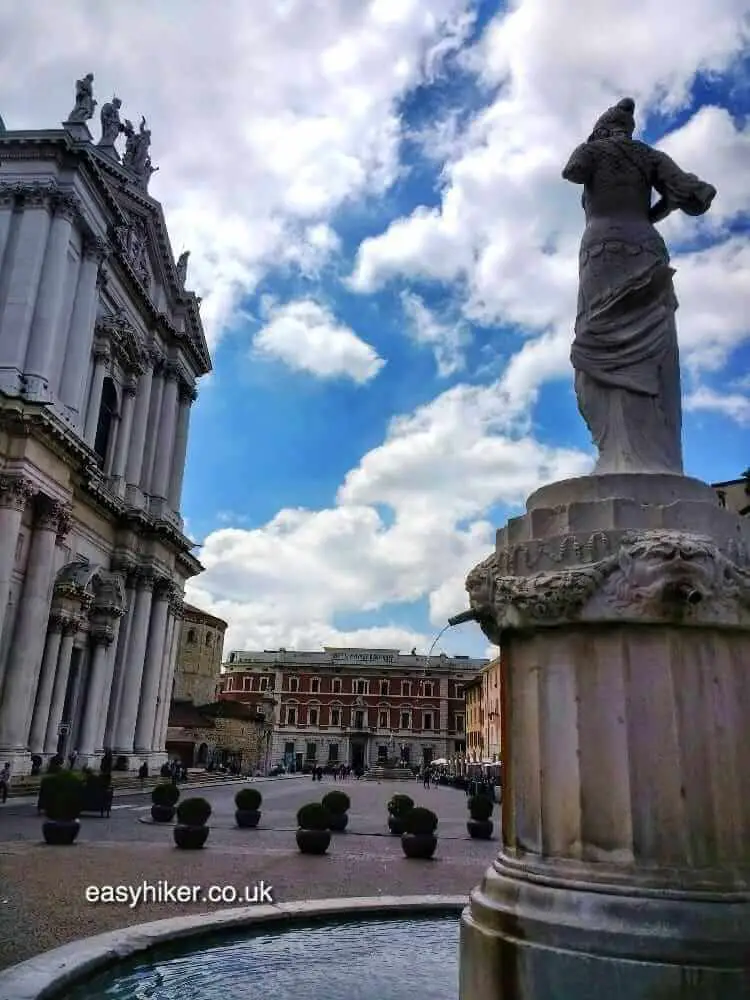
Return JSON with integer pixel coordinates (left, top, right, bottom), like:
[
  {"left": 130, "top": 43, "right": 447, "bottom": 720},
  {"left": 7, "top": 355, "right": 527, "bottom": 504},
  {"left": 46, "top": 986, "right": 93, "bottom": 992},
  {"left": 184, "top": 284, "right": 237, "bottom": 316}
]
[
  {"left": 0, "top": 474, "right": 35, "bottom": 512},
  {"left": 170, "top": 595, "right": 185, "bottom": 618},
  {"left": 91, "top": 625, "right": 116, "bottom": 646},
  {"left": 83, "top": 235, "right": 110, "bottom": 262},
  {"left": 179, "top": 382, "right": 198, "bottom": 404},
  {"left": 47, "top": 612, "right": 66, "bottom": 634},
  {"left": 55, "top": 506, "right": 73, "bottom": 544},
  {"left": 155, "top": 577, "right": 178, "bottom": 602},
  {"left": 34, "top": 496, "right": 70, "bottom": 534},
  {"left": 466, "top": 529, "right": 750, "bottom": 638},
  {"left": 148, "top": 345, "right": 164, "bottom": 371},
  {"left": 93, "top": 341, "right": 110, "bottom": 362},
  {"left": 52, "top": 190, "right": 80, "bottom": 222},
  {"left": 18, "top": 182, "right": 56, "bottom": 209},
  {"left": 0, "top": 185, "right": 17, "bottom": 208},
  {"left": 163, "top": 360, "right": 180, "bottom": 382},
  {"left": 136, "top": 569, "right": 157, "bottom": 592},
  {"left": 124, "top": 377, "right": 138, "bottom": 397},
  {"left": 63, "top": 617, "right": 81, "bottom": 637}
]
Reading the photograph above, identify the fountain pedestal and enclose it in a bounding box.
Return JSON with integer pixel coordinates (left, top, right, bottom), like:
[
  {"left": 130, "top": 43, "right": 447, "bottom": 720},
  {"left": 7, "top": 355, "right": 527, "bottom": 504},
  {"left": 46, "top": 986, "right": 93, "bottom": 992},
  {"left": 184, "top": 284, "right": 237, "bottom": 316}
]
[{"left": 459, "top": 474, "right": 750, "bottom": 1000}]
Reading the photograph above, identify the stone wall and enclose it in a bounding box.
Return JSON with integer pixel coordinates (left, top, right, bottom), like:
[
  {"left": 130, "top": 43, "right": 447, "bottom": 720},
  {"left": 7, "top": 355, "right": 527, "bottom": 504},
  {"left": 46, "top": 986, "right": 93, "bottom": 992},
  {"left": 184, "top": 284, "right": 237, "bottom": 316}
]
[{"left": 173, "top": 604, "right": 227, "bottom": 705}]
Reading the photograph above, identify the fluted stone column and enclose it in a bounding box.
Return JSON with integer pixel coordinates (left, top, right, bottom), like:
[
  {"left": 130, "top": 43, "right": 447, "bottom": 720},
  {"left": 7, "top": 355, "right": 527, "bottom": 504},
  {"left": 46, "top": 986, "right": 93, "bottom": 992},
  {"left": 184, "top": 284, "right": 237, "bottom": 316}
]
[
  {"left": 0, "top": 185, "right": 53, "bottom": 382},
  {"left": 134, "top": 581, "right": 172, "bottom": 751},
  {"left": 113, "top": 572, "right": 155, "bottom": 753},
  {"left": 124, "top": 363, "right": 154, "bottom": 498},
  {"left": 104, "top": 573, "right": 136, "bottom": 748},
  {"left": 167, "top": 385, "right": 195, "bottom": 510},
  {"left": 0, "top": 496, "right": 67, "bottom": 751},
  {"left": 77, "top": 636, "right": 113, "bottom": 756},
  {"left": 0, "top": 475, "right": 35, "bottom": 653},
  {"left": 58, "top": 237, "right": 107, "bottom": 416},
  {"left": 152, "top": 601, "right": 178, "bottom": 749},
  {"left": 155, "top": 599, "right": 183, "bottom": 751},
  {"left": 43, "top": 620, "right": 78, "bottom": 753},
  {"left": 111, "top": 378, "right": 137, "bottom": 485},
  {"left": 83, "top": 343, "right": 110, "bottom": 444},
  {"left": 23, "top": 192, "right": 78, "bottom": 400},
  {"left": 151, "top": 365, "right": 180, "bottom": 500},
  {"left": 140, "top": 361, "right": 164, "bottom": 493},
  {"left": 27, "top": 614, "right": 65, "bottom": 753}
]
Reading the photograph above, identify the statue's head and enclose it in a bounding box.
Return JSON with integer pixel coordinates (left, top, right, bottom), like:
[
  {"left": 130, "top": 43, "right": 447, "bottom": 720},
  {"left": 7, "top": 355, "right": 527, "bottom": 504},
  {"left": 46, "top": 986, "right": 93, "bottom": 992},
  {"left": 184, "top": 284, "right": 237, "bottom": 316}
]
[
  {"left": 588, "top": 97, "right": 635, "bottom": 141},
  {"left": 85, "top": 73, "right": 94, "bottom": 82},
  {"left": 113, "top": 97, "right": 122, "bottom": 108}
]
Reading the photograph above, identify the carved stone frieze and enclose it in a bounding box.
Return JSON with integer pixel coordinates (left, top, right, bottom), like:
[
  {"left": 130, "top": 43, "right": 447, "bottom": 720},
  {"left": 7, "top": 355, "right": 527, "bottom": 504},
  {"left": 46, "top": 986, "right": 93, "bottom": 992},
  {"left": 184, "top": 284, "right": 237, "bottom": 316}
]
[
  {"left": 0, "top": 475, "right": 36, "bottom": 512},
  {"left": 82, "top": 234, "right": 110, "bottom": 262},
  {"left": 466, "top": 529, "right": 750, "bottom": 639},
  {"left": 113, "top": 220, "right": 150, "bottom": 285},
  {"left": 52, "top": 190, "right": 81, "bottom": 222}
]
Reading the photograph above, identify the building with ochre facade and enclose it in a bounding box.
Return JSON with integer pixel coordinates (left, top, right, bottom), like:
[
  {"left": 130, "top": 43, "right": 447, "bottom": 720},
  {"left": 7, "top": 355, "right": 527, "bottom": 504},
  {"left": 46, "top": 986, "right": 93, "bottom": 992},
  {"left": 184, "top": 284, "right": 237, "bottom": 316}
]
[
  {"left": 220, "top": 646, "right": 484, "bottom": 771},
  {"left": 0, "top": 76, "right": 210, "bottom": 773},
  {"left": 463, "top": 654, "right": 502, "bottom": 762}
]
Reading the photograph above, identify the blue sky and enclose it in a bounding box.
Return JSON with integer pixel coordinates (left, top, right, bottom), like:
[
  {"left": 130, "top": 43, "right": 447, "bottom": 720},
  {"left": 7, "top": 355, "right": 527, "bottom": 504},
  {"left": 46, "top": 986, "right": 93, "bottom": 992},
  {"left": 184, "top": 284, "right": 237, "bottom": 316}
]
[{"left": 3, "top": 0, "right": 748, "bottom": 658}]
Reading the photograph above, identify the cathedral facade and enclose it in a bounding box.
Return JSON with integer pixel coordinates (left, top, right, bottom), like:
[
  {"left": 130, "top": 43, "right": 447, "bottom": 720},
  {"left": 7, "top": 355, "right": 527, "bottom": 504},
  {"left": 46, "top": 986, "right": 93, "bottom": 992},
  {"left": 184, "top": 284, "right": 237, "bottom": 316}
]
[{"left": 0, "top": 79, "right": 210, "bottom": 773}]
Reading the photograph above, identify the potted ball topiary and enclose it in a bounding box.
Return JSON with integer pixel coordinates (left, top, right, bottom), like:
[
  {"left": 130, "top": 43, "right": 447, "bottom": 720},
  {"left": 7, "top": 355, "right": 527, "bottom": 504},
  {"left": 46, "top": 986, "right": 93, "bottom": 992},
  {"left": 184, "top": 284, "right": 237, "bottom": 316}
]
[
  {"left": 174, "top": 796, "right": 212, "bottom": 849},
  {"left": 41, "top": 771, "right": 85, "bottom": 845},
  {"left": 387, "top": 793, "right": 414, "bottom": 835},
  {"left": 401, "top": 806, "right": 438, "bottom": 859},
  {"left": 467, "top": 794, "right": 494, "bottom": 839},
  {"left": 321, "top": 789, "right": 350, "bottom": 832},
  {"left": 235, "top": 786, "right": 262, "bottom": 828},
  {"left": 151, "top": 781, "right": 180, "bottom": 822},
  {"left": 296, "top": 802, "right": 331, "bottom": 855}
]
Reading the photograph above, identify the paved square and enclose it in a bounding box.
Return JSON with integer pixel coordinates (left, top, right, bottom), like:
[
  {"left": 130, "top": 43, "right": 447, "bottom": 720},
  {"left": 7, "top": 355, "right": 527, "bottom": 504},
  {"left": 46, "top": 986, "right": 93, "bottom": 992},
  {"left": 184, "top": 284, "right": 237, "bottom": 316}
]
[{"left": 0, "top": 776, "right": 497, "bottom": 970}]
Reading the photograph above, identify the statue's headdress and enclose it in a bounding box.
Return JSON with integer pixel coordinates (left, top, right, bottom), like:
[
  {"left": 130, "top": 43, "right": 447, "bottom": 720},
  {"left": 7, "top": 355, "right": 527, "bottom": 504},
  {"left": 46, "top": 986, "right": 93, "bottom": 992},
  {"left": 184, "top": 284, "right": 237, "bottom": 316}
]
[{"left": 588, "top": 97, "right": 635, "bottom": 141}]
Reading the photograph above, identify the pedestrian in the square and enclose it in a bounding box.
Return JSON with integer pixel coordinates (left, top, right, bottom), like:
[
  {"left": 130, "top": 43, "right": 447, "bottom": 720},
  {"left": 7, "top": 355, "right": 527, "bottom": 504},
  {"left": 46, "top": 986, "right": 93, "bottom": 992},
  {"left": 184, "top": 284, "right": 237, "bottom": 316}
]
[{"left": 0, "top": 762, "right": 10, "bottom": 803}]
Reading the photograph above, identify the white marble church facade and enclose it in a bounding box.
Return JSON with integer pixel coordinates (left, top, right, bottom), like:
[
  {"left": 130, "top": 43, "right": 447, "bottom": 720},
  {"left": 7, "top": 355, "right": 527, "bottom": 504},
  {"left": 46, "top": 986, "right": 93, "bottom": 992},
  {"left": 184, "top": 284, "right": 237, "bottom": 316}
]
[{"left": 0, "top": 84, "right": 211, "bottom": 773}]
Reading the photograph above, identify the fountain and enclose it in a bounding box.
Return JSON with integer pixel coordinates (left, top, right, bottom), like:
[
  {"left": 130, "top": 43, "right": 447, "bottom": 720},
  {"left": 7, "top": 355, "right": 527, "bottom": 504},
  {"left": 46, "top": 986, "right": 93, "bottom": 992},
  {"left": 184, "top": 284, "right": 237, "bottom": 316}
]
[{"left": 1, "top": 97, "right": 748, "bottom": 1000}]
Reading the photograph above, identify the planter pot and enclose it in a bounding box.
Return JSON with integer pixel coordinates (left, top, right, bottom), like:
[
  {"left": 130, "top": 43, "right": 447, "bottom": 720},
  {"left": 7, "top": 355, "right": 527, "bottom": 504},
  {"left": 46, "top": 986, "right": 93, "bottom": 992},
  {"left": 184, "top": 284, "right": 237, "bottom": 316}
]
[
  {"left": 151, "top": 804, "right": 176, "bottom": 823},
  {"left": 42, "top": 819, "right": 81, "bottom": 845},
  {"left": 387, "top": 814, "right": 405, "bottom": 835},
  {"left": 174, "top": 824, "right": 210, "bottom": 849},
  {"left": 401, "top": 832, "right": 437, "bottom": 859},
  {"left": 467, "top": 818, "right": 493, "bottom": 839},
  {"left": 235, "top": 808, "right": 261, "bottom": 829},
  {"left": 296, "top": 828, "right": 331, "bottom": 855},
  {"left": 328, "top": 812, "right": 348, "bottom": 832}
]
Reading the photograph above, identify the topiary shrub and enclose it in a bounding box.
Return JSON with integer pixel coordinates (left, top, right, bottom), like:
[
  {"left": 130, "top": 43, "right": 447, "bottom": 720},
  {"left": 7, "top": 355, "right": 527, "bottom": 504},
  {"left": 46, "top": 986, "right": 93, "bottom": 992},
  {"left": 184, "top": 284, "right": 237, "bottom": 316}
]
[
  {"left": 403, "top": 806, "right": 438, "bottom": 836},
  {"left": 468, "top": 795, "right": 493, "bottom": 821},
  {"left": 176, "top": 797, "right": 212, "bottom": 826},
  {"left": 321, "top": 790, "right": 350, "bottom": 814},
  {"left": 387, "top": 794, "right": 414, "bottom": 816},
  {"left": 297, "top": 802, "right": 330, "bottom": 830},
  {"left": 235, "top": 787, "right": 262, "bottom": 811},
  {"left": 43, "top": 772, "right": 85, "bottom": 822},
  {"left": 152, "top": 782, "right": 180, "bottom": 807}
]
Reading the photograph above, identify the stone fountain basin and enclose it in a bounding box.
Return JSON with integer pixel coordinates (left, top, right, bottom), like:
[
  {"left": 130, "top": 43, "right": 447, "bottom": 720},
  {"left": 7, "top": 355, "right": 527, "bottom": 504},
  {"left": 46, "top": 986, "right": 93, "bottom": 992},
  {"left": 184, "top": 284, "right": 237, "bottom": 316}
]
[{"left": 0, "top": 896, "right": 465, "bottom": 1000}]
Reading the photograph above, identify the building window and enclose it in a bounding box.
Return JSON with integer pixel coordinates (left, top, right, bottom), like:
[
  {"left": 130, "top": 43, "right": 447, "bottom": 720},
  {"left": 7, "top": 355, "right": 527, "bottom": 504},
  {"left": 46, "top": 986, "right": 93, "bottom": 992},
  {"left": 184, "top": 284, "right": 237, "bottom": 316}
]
[
  {"left": 205, "top": 633, "right": 212, "bottom": 646},
  {"left": 332, "top": 678, "right": 342, "bottom": 694},
  {"left": 423, "top": 712, "right": 433, "bottom": 730},
  {"left": 289, "top": 677, "right": 299, "bottom": 693},
  {"left": 455, "top": 713, "right": 464, "bottom": 733},
  {"left": 378, "top": 710, "right": 388, "bottom": 728},
  {"left": 225, "top": 677, "right": 234, "bottom": 692},
  {"left": 309, "top": 708, "right": 319, "bottom": 727},
  {"left": 355, "top": 679, "right": 369, "bottom": 695},
  {"left": 400, "top": 712, "right": 411, "bottom": 730},
  {"left": 422, "top": 681, "right": 433, "bottom": 697},
  {"left": 187, "top": 629, "right": 196, "bottom": 644},
  {"left": 259, "top": 676, "right": 269, "bottom": 691},
  {"left": 422, "top": 747, "right": 433, "bottom": 766},
  {"left": 306, "top": 742, "right": 317, "bottom": 762},
  {"left": 243, "top": 676, "right": 251, "bottom": 691},
  {"left": 378, "top": 744, "right": 388, "bottom": 762},
  {"left": 401, "top": 681, "right": 411, "bottom": 697},
  {"left": 328, "top": 744, "right": 339, "bottom": 763},
  {"left": 379, "top": 679, "right": 389, "bottom": 695},
  {"left": 401, "top": 745, "right": 411, "bottom": 764},
  {"left": 286, "top": 707, "right": 297, "bottom": 725},
  {"left": 310, "top": 678, "right": 320, "bottom": 693},
  {"left": 93, "top": 376, "right": 118, "bottom": 466},
  {"left": 354, "top": 710, "right": 365, "bottom": 730},
  {"left": 330, "top": 708, "right": 340, "bottom": 727}
]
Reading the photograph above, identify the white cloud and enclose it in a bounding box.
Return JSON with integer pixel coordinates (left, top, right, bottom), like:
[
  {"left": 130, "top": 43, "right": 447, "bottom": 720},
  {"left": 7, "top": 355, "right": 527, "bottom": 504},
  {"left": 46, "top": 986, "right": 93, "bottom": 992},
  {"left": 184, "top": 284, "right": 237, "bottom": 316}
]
[
  {"left": 0, "top": 0, "right": 473, "bottom": 347},
  {"left": 685, "top": 386, "right": 750, "bottom": 425},
  {"left": 400, "top": 292, "right": 468, "bottom": 375},
  {"left": 253, "top": 299, "right": 385, "bottom": 383}
]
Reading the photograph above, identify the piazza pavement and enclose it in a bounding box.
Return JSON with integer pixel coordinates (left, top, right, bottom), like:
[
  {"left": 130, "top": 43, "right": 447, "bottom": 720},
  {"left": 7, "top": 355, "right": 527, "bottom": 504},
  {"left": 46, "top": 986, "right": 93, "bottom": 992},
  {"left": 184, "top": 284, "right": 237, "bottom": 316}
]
[{"left": 0, "top": 774, "right": 497, "bottom": 970}]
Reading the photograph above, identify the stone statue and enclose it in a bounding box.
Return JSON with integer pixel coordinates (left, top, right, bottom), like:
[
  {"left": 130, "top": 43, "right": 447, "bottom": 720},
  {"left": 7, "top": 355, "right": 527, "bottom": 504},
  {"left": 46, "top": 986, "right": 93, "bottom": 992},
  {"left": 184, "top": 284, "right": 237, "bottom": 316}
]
[
  {"left": 67, "top": 73, "right": 96, "bottom": 122},
  {"left": 176, "top": 251, "right": 190, "bottom": 284},
  {"left": 122, "top": 116, "right": 151, "bottom": 173},
  {"left": 98, "top": 97, "right": 124, "bottom": 153},
  {"left": 563, "top": 97, "right": 716, "bottom": 476}
]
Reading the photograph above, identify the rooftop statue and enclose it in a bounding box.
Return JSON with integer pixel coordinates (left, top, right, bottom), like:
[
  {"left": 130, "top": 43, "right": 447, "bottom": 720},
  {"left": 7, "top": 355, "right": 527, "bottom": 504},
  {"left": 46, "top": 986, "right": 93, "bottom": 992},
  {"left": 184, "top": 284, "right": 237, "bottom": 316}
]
[
  {"left": 98, "top": 97, "right": 124, "bottom": 156},
  {"left": 67, "top": 73, "right": 97, "bottom": 123},
  {"left": 122, "top": 116, "right": 158, "bottom": 189},
  {"left": 563, "top": 97, "right": 716, "bottom": 475},
  {"left": 176, "top": 251, "right": 190, "bottom": 284}
]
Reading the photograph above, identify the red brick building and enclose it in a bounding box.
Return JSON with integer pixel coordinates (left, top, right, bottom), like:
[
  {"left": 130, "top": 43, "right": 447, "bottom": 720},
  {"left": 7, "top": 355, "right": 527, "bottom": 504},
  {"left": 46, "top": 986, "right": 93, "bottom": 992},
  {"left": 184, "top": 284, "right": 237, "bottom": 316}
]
[{"left": 219, "top": 646, "right": 486, "bottom": 771}]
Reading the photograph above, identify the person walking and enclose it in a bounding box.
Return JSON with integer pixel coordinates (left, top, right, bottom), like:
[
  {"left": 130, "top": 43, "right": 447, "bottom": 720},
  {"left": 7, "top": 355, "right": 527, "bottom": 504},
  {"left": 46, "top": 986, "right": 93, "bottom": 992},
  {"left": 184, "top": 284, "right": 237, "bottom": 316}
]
[{"left": 0, "top": 763, "right": 10, "bottom": 803}]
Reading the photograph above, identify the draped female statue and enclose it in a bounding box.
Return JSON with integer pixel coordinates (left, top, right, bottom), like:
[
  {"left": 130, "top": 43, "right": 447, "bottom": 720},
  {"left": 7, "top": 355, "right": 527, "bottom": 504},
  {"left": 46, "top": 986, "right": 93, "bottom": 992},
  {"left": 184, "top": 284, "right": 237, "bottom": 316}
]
[{"left": 563, "top": 98, "right": 716, "bottom": 475}]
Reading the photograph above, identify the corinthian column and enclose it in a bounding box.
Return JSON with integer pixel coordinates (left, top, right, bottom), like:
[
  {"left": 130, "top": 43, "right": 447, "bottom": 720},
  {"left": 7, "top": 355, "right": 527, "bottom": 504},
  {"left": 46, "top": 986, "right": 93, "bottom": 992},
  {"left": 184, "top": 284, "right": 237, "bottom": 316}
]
[
  {"left": 23, "top": 192, "right": 79, "bottom": 400},
  {"left": 167, "top": 385, "right": 196, "bottom": 510},
  {"left": 111, "top": 378, "right": 137, "bottom": 485},
  {"left": 155, "top": 596, "right": 183, "bottom": 751},
  {"left": 43, "top": 619, "right": 78, "bottom": 754},
  {"left": 0, "top": 185, "right": 53, "bottom": 383},
  {"left": 83, "top": 342, "right": 110, "bottom": 444},
  {"left": 104, "top": 572, "right": 136, "bottom": 747},
  {"left": 77, "top": 627, "right": 117, "bottom": 757},
  {"left": 27, "top": 613, "right": 65, "bottom": 753},
  {"left": 0, "top": 475, "right": 36, "bottom": 654},
  {"left": 150, "top": 364, "right": 180, "bottom": 500},
  {"left": 140, "top": 360, "right": 164, "bottom": 493},
  {"left": 0, "top": 496, "right": 68, "bottom": 751},
  {"left": 58, "top": 236, "right": 107, "bottom": 417},
  {"left": 113, "top": 571, "right": 155, "bottom": 753},
  {"left": 134, "top": 580, "right": 172, "bottom": 751}
]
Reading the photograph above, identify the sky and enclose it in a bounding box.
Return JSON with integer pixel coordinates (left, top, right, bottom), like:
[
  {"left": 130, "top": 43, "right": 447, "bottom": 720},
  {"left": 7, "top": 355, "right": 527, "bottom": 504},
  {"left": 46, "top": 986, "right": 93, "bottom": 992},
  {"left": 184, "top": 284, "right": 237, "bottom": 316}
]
[{"left": 1, "top": 0, "right": 748, "bottom": 660}]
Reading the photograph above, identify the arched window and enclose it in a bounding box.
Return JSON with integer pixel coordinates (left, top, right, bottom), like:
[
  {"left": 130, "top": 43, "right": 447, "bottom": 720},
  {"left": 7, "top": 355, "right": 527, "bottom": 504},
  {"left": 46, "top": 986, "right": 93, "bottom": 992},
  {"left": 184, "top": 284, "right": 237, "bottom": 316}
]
[
  {"left": 94, "top": 377, "right": 118, "bottom": 465},
  {"left": 205, "top": 633, "right": 212, "bottom": 646},
  {"left": 187, "top": 629, "right": 196, "bottom": 644}
]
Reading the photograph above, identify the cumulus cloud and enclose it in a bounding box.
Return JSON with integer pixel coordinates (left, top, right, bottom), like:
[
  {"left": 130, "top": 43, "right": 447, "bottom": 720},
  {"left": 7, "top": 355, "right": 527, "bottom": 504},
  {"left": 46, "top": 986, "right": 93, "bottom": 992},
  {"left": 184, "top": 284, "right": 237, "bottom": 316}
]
[
  {"left": 400, "top": 292, "right": 468, "bottom": 375},
  {"left": 253, "top": 300, "right": 385, "bottom": 383},
  {"left": 685, "top": 386, "right": 750, "bottom": 425}
]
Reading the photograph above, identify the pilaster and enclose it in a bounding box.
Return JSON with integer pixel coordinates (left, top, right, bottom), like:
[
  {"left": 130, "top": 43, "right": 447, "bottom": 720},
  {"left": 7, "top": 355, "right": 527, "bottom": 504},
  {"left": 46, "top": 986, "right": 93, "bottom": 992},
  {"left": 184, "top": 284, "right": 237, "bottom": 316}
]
[
  {"left": 113, "top": 569, "right": 155, "bottom": 753},
  {"left": 134, "top": 578, "right": 174, "bottom": 751},
  {"left": 27, "top": 613, "right": 65, "bottom": 753},
  {"left": 140, "top": 358, "right": 165, "bottom": 494},
  {"left": 124, "top": 355, "right": 155, "bottom": 506},
  {"left": 167, "top": 384, "right": 196, "bottom": 511},
  {"left": 83, "top": 341, "right": 110, "bottom": 445},
  {"left": 0, "top": 475, "right": 36, "bottom": 653},
  {"left": 110, "top": 378, "right": 137, "bottom": 492},
  {"left": 58, "top": 235, "right": 108, "bottom": 419},
  {"left": 43, "top": 618, "right": 78, "bottom": 754}
]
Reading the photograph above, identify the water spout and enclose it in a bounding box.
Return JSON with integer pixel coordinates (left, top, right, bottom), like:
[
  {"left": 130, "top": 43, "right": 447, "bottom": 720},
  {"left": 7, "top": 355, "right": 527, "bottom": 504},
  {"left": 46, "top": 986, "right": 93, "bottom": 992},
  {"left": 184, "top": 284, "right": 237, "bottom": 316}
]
[{"left": 447, "top": 609, "right": 478, "bottom": 627}]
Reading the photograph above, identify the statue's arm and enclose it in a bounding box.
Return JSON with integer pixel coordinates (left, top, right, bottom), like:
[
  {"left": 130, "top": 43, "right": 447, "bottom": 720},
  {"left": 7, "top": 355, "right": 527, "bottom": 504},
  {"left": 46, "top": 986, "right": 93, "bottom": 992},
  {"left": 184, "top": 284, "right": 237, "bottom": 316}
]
[
  {"left": 651, "top": 148, "right": 716, "bottom": 218},
  {"left": 562, "top": 143, "right": 594, "bottom": 184}
]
